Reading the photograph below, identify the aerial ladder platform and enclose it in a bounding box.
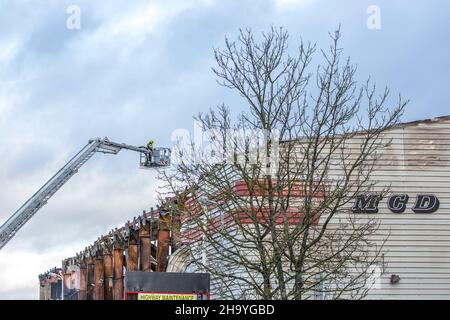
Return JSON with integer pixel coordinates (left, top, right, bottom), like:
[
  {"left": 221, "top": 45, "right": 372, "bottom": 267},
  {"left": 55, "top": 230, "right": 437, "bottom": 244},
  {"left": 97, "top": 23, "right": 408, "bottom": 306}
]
[{"left": 0, "top": 137, "right": 171, "bottom": 250}]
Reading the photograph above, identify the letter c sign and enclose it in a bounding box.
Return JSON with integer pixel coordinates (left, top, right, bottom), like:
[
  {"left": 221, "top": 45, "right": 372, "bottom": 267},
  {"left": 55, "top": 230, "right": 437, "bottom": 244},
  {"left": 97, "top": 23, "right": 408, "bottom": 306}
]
[{"left": 388, "top": 194, "right": 409, "bottom": 214}]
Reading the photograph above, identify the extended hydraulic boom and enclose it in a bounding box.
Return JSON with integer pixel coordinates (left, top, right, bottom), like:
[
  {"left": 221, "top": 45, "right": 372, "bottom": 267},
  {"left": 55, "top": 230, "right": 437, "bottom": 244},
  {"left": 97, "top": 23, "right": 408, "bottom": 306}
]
[{"left": 0, "top": 137, "right": 171, "bottom": 250}]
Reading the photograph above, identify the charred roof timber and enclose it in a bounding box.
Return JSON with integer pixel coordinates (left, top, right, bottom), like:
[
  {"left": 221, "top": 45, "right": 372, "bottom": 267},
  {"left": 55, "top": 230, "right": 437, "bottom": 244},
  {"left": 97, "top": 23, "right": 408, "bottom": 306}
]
[
  {"left": 40, "top": 200, "right": 180, "bottom": 300},
  {"left": 1, "top": 137, "right": 171, "bottom": 251}
]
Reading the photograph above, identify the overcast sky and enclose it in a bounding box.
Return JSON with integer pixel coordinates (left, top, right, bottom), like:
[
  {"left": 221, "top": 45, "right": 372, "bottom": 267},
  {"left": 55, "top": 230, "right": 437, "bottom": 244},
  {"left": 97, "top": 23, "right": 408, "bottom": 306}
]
[{"left": 0, "top": 0, "right": 449, "bottom": 299}]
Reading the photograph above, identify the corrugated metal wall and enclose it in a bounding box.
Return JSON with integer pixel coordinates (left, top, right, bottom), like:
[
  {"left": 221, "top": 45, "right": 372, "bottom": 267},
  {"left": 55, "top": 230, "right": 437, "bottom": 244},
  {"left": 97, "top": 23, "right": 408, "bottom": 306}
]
[
  {"left": 359, "top": 118, "right": 450, "bottom": 299},
  {"left": 303, "top": 117, "right": 450, "bottom": 299},
  {"left": 173, "top": 117, "right": 450, "bottom": 300}
]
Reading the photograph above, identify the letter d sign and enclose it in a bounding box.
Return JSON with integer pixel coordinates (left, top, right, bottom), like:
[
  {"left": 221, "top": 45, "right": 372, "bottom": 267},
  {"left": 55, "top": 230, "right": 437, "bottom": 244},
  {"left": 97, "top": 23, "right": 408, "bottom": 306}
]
[{"left": 412, "top": 195, "right": 440, "bottom": 213}]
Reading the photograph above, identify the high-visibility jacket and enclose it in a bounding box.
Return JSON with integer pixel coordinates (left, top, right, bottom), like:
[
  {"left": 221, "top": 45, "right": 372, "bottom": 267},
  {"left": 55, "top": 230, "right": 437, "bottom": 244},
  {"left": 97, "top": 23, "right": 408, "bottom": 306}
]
[{"left": 147, "top": 141, "right": 154, "bottom": 150}]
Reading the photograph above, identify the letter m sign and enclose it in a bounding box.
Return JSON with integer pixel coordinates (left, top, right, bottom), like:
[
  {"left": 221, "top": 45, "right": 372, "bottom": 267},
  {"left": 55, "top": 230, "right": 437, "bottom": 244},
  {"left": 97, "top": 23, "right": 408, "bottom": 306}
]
[{"left": 352, "top": 194, "right": 382, "bottom": 213}]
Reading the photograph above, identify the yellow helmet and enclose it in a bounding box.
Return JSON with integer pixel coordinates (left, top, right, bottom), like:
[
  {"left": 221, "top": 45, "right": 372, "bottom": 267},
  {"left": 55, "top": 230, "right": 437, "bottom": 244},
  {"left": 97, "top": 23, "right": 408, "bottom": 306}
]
[{"left": 149, "top": 139, "right": 154, "bottom": 144}]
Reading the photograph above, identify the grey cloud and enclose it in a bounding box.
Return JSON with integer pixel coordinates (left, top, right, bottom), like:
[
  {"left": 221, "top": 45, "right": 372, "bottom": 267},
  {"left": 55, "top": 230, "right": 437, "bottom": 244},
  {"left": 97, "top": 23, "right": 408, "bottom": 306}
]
[{"left": 1, "top": 0, "right": 450, "bottom": 299}]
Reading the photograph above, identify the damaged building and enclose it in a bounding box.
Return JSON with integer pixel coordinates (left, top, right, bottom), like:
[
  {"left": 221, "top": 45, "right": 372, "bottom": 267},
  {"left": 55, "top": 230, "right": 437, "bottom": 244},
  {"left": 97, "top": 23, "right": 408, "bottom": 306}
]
[{"left": 40, "top": 116, "right": 450, "bottom": 300}]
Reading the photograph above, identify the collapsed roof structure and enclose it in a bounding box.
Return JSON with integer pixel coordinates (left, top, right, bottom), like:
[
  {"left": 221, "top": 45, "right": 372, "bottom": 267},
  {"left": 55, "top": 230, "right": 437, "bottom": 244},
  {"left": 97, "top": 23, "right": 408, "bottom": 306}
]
[{"left": 39, "top": 199, "right": 182, "bottom": 300}]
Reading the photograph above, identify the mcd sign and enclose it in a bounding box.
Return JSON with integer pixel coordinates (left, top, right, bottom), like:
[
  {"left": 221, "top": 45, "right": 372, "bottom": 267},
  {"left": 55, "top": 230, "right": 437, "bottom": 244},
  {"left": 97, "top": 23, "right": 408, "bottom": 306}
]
[{"left": 352, "top": 194, "right": 440, "bottom": 214}]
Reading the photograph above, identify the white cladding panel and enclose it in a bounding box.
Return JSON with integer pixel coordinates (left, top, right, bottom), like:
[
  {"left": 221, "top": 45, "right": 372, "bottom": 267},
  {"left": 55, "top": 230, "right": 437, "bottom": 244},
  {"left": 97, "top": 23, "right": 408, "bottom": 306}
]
[{"left": 339, "top": 118, "right": 450, "bottom": 299}]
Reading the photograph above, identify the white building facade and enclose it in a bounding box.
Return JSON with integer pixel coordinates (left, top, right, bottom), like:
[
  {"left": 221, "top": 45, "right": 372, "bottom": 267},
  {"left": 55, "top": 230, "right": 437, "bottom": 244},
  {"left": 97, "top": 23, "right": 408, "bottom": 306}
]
[{"left": 167, "top": 116, "right": 450, "bottom": 300}]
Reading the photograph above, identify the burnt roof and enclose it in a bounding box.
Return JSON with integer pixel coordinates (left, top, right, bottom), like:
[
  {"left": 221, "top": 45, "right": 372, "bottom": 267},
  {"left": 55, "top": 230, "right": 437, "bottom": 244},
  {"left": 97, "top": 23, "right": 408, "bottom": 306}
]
[{"left": 394, "top": 114, "right": 450, "bottom": 129}]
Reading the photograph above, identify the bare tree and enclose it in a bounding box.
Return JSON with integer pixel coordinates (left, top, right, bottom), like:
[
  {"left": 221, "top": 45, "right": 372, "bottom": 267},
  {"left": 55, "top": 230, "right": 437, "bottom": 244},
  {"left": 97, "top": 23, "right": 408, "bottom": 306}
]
[{"left": 160, "top": 27, "right": 407, "bottom": 300}]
